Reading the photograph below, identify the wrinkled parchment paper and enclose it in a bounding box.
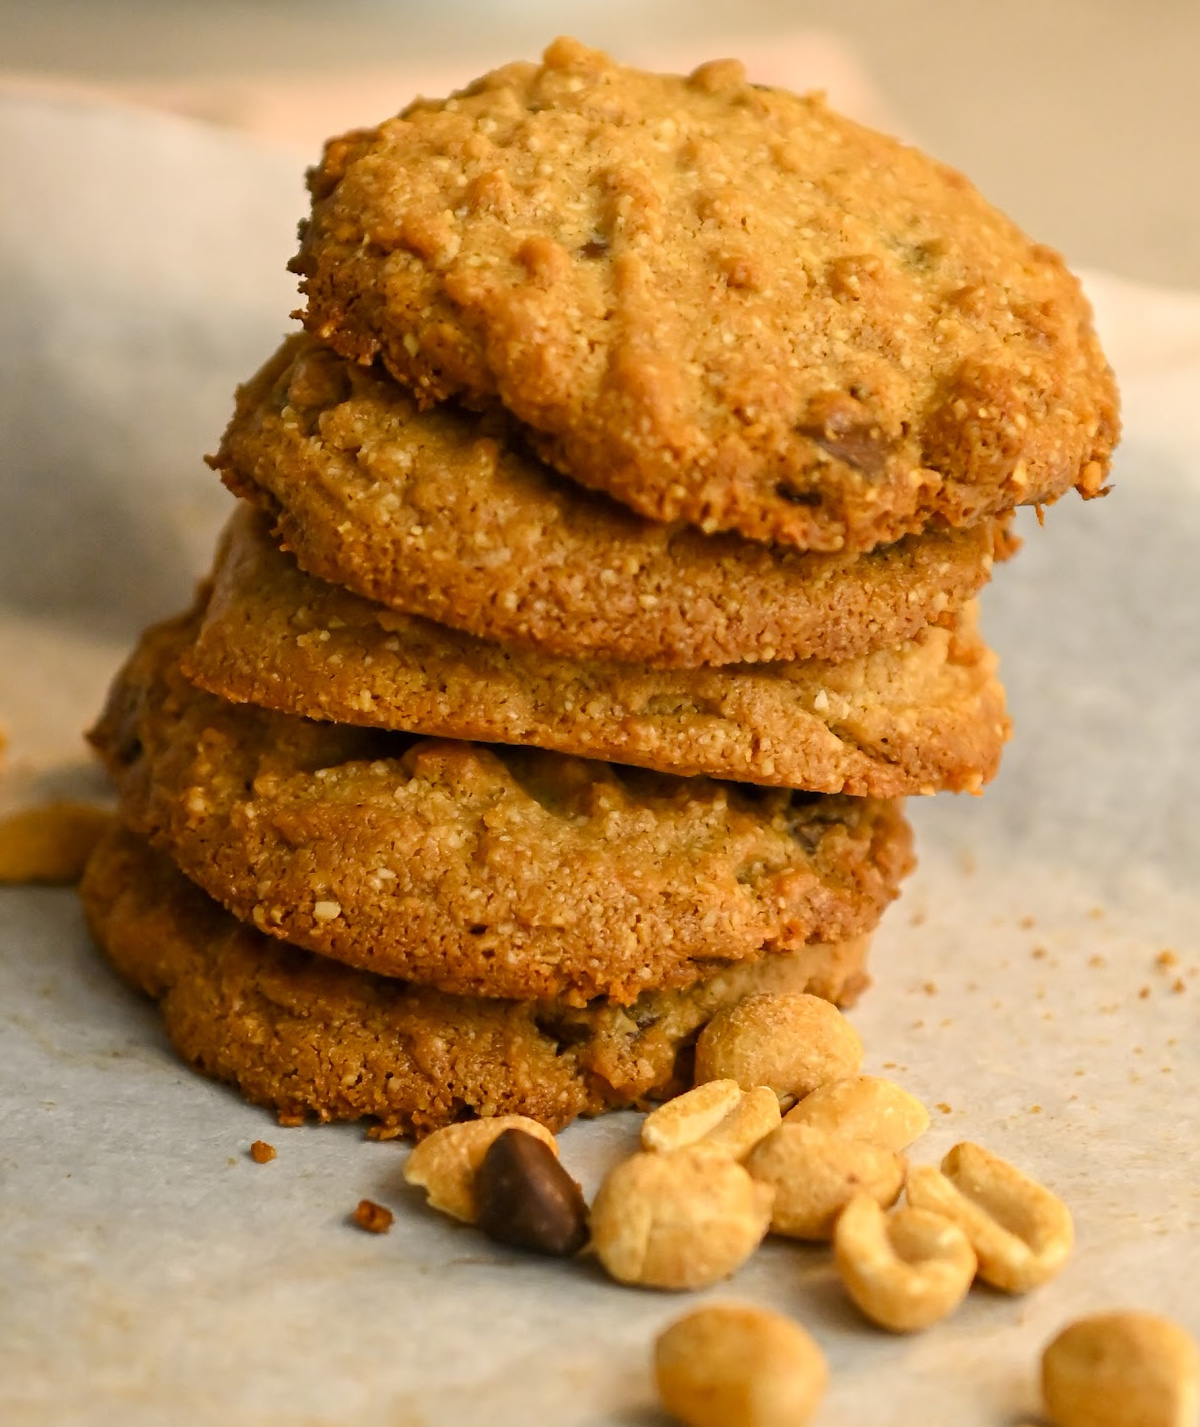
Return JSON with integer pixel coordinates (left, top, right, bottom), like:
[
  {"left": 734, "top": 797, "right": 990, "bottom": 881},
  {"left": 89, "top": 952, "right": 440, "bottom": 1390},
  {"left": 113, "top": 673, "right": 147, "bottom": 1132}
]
[{"left": 2, "top": 84, "right": 1199, "bottom": 1427}]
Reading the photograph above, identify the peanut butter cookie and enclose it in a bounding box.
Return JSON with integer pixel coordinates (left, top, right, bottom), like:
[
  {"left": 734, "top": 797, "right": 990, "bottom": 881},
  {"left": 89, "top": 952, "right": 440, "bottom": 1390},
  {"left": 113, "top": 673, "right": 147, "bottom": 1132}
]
[
  {"left": 293, "top": 39, "right": 1117, "bottom": 552},
  {"left": 81, "top": 826, "right": 873, "bottom": 1137},
  {"left": 186, "top": 505, "right": 1009, "bottom": 797},
  {"left": 212, "top": 336, "right": 1006, "bottom": 668},
  {"left": 88, "top": 612, "right": 913, "bottom": 1006}
]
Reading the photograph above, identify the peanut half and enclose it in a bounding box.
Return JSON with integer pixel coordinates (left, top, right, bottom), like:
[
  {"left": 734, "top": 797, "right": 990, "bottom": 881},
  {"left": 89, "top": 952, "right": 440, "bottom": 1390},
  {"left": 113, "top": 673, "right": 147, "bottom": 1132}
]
[
  {"left": 642, "top": 1082, "right": 781, "bottom": 1160},
  {"left": 833, "top": 1195, "right": 976, "bottom": 1333},
  {"left": 785, "top": 1074, "right": 930, "bottom": 1151},
  {"left": 906, "top": 1142, "right": 1073, "bottom": 1293},
  {"left": 694, "top": 992, "right": 863, "bottom": 1105},
  {"left": 746, "top": 1122, "right": 906, "bottom": 1241},
  {"left": 589, "top": 1147, "right": 774, "bottom": 1290},
  {"left": 1042, "top": 1311, "right": 1200, "bottom": 1427},
  {"left": 655, "top": 1303, "right": 828, "bottom": 1427},
  {"left": 402, "top": 1115, "right": 558, "bottom": 1223},
  {"left": 642, "top": 1081, "right": 745, "bottom": 1153}
]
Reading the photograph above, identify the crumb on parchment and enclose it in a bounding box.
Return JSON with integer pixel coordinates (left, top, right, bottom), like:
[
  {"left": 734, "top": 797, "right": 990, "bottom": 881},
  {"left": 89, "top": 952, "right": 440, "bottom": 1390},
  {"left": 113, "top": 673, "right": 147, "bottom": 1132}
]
[{"left": 354, "top": 1199, "right": 394, "bottom": 1234}]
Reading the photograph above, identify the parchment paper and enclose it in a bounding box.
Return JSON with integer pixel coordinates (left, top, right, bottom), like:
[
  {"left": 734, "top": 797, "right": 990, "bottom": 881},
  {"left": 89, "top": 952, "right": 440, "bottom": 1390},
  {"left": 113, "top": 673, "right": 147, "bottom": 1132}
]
[{"left": 2, "top": 84, "right": 1199, "bottom": 1427}]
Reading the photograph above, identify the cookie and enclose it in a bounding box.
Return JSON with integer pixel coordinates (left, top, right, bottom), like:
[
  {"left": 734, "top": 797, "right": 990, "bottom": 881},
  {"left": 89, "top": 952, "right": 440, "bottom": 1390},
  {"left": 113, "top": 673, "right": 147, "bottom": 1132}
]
[
  {"left": 80, "top": 825, "right": 873, "bottom": 1137},
  {"left": 88, "top": 611, "right": 914, "bottom": 1006},
  {"left": 293, "top": 38, "right": 1118, "bottom": 553},
  {"left": 186, "top": 505, "right": 1009, "bottom": 797},
  {"left": 211, "top": 335, "right": 1007, "bottom": 668}
]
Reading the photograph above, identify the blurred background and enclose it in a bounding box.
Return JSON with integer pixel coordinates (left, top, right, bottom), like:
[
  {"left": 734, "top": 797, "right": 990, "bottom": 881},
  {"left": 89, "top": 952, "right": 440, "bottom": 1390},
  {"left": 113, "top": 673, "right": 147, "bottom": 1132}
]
[{"left": 2, "top": 0, "right": 1197, "bottom": 289}]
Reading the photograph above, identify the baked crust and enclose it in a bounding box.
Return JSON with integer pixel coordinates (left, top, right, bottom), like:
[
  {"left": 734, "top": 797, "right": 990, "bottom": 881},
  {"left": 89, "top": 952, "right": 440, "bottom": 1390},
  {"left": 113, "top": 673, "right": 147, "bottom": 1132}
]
[
  {"left": 88, "top": 610, "right": 914, "bottom": 1006},
  {"left": 185, "top": 504, "right": 1009, "bottom": 797},
  {"left": 80, "top": 825, "right": 873, "bottom": 1137},
  {"left": 293, "top": 39, "right": 1118, "bottom": 552},
  {"left": 211, "top": 335, "right": 1006, "bottom": 668}
]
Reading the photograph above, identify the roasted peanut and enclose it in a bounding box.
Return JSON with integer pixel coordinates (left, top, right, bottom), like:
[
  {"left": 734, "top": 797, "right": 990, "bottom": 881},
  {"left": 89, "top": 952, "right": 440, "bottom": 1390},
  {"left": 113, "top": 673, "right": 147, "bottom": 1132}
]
[
  {"left": 643, "top": 1082, "right": 780, "bottom": 1160},
  {"left": 655, "top": 1303, "right": 827, "bottom": 1427},
  {"left": 696, "top": 1087, "right": 782, "bottom": 1160},
  {"left": 694, "top": 993, "right": 863, "bottom": 1104},
  {"left": 906, "top": 1142, "right": 1072, "bottom": 1293},
  {"left": 642, "top": 1081, "right": 744, "bottom": 1153},
  {"left": 0, "top": 802, "right": 113, "bottom": 883},
  {"left": 745, "top": 1122, "right": 906, "bottom": 1240},
  {"left": 833, "top": 1195, "right": 976, "bottom": 1332},
  {"left": 1042, "top": 1311, "right": 1200, "bottom": 1427},
  {"left": 785, "top": 1074, "right": 930, "bottom": 1150},
  {"left": 402, "top": 1115, "right": 558, "bottom": 1223},
  {"left": 589, "top": 1147, "right": 774, "bottom": 1289},
  {"left": 475, "top": 1128, "right": 589, "bottom": 1257}
]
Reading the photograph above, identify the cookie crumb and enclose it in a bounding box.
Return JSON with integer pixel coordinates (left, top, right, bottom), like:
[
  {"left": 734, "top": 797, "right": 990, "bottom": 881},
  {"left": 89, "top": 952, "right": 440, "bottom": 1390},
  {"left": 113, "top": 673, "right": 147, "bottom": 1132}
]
[
  {"left": 1156, "top": 949, "right": 1179, "bottom": 971},
  {"left": 935, "top": 1102, "right": 952, "bottom": 1115},
  {"left": 1138, "top": 986, "right": 1152, "bottom": 1000},
  {"left": 250, "top": 1140, "right": 277, "bottom": 1164},
  {"left": 277, "top": 1110, "right": 305, "bottom": 1127},
  {"left": 354, "top": 1198, "right": 394, "bottom": 1234}
]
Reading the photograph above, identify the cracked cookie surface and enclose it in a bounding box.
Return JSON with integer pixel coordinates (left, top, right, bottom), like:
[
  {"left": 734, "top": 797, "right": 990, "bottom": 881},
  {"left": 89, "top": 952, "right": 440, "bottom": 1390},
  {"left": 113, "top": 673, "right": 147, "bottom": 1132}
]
[
  {"left": 88, "top": 611, "right": 913, "bottom": 1006},
  {"left": 293, "top": 38, "right": 1118, "bottom": 552}
]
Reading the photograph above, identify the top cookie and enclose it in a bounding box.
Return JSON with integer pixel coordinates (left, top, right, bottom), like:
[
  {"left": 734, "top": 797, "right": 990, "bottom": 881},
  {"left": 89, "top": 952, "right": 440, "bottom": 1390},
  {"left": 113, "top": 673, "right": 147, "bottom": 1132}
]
[{"left": 294, "top": 38, "right": 1118, "bottom": 553}]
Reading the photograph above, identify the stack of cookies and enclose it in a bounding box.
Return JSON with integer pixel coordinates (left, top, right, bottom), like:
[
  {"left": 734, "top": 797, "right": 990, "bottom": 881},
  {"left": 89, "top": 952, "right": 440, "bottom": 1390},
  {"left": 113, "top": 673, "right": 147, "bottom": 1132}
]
[{"left": 79, "top": 40, "right": 1117, "bottom": 1138}]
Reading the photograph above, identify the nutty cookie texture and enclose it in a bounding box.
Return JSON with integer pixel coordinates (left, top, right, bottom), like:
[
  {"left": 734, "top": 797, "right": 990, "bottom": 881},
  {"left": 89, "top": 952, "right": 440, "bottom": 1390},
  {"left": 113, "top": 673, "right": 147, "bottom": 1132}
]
[
  {"left": 81, "top": 826, "right": 873, "bottom": 1137},
  {"left": 293, "top": 38, "right": 1118, "bottom": 553},
  {"left": 186, "top": 505, "right": 1009, "bottom": 797},
  {"left": 212, "top": 336, "right": 1004, "bottom": 668},
  {"left": 88, "top": 612, "right": 913, "bottom": 1007}
]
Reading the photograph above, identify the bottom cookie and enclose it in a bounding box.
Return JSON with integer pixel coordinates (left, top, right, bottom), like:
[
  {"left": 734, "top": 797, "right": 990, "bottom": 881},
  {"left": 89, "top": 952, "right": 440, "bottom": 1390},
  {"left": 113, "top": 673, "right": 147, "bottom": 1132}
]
[{"left": 80, "top": 825, "right": 872, "bottom": 1138}]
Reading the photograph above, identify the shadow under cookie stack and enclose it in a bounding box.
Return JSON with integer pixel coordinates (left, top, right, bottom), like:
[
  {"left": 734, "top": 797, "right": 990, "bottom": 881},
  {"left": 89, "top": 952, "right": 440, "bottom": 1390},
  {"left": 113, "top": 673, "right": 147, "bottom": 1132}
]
[{"left": 79, "top": 40, "right": 1117, "bottom": 1139}]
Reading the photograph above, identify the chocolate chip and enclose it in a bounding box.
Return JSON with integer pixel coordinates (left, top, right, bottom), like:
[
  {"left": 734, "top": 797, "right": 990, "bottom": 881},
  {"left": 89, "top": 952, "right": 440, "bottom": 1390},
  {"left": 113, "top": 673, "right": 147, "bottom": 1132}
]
[
  {"left": 114, "top": 732, "right": 143, "bottom": 768},
  {"left": 475, "top": 1128, "right": 589, "bottom": 1257},
  {"left": 775, "top": 482, "right": 823, "bottom": 507},
  {"left": 797, "top": 392, "right": 892, "bottom": 476}
]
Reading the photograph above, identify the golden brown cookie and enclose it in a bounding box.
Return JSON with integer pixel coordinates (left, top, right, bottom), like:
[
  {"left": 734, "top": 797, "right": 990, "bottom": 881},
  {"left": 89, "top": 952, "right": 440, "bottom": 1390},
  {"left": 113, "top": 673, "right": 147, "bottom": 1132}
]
[
  {"left": 211, "top": 336, "right": 1006, "bottom": 668},
  {"left": 186, "top": 505, "right": 1009, "bottom": 797},
  {"left": 293, "top": 39, "right": 1118, "bottom": 553},
  {"left": 88, "top": 611, "right": 913, "bottom": 1006},
  {"left": 80, "top": 825, "right": 873, "bottom": 1137}
]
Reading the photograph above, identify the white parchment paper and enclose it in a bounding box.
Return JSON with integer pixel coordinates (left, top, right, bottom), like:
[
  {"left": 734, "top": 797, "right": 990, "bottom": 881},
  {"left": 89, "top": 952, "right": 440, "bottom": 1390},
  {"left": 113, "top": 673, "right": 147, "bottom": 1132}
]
[{"left": 2, "top": 87, "right": 1199, "bottom": 1427}]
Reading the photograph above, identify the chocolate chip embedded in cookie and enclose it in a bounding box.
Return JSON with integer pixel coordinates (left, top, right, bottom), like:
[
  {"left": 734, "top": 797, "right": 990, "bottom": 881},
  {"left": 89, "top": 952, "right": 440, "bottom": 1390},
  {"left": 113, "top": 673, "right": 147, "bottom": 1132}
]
[
  {"left": 211, "top": 336, "right": 1005, "bottom": 668},
  {"left": 292, "top": 39, "right": 1118, "bottom": 553},
  {"left": 80, "top": 825, "right": 875, "bottom": 1138},
  {"left": 185, "top": 505, "right": 1009, "bottom": 798},
  {"left": 88, "top": 611, "right": 914, "bottom": 1007}
]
